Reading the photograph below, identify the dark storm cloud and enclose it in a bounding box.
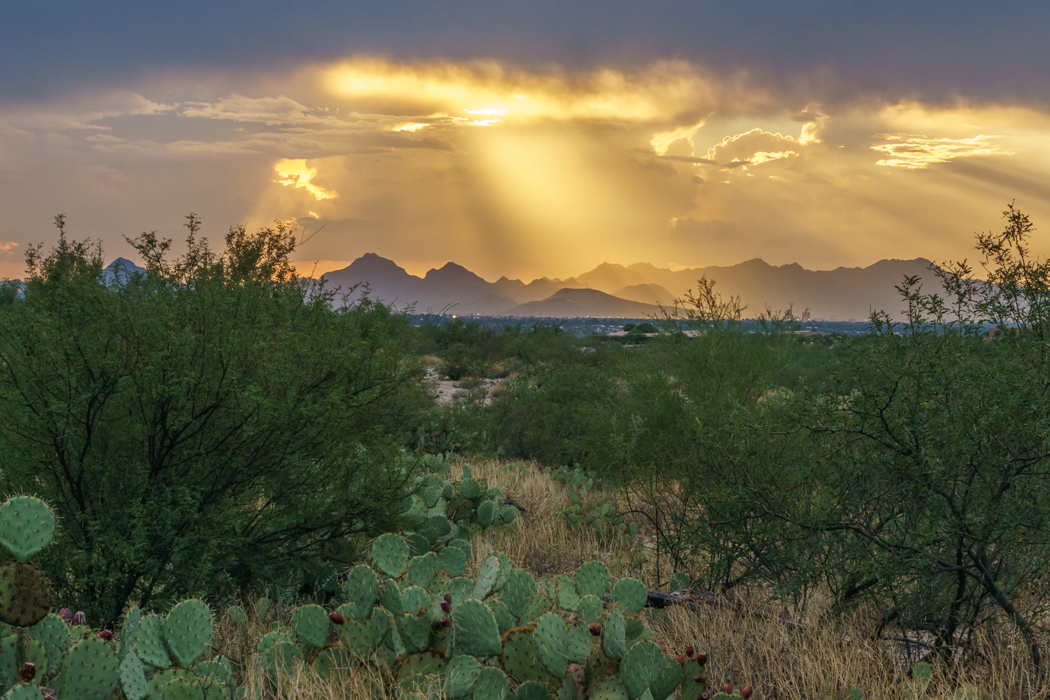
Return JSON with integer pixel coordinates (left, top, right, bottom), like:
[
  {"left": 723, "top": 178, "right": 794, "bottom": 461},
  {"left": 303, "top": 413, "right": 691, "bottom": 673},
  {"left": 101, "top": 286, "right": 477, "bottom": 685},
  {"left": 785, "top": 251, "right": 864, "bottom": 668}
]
[{"left": 4, "top": 1, "right": 1050, "bottom": 106}]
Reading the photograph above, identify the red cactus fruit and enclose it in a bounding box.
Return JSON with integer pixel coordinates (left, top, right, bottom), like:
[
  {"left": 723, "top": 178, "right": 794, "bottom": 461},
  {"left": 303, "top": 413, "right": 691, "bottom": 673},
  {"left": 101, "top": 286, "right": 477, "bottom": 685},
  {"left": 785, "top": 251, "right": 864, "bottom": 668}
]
[
  {"left": 328, "top": 612, "right": 345, "bottom": 625},
  {"left": 685, "top": 644, "right": 695, "bottom": 657},
  {"left": 72, "top": 611, "right": 86, "bottom": 626},
  {"left": 18, "top": 663, "right": 35, "bottom": 683},
  {"left": 440, "top": 600, "right": 451, "bottom": 613},
  {"left": 43, "top": 691, "right": 57, "bottom": 700},
  {"left": 723, "top": 683, "right": 733, "bottom": 694},
  {"left": 697, "top": 652, "right": 708, "bottom": 665},
  {"left": 589, "top": 624, "right": 602, "bottom": 636},
  {"left": 98, "top": 630, "right": 113, "bottom": 641},
  {"left": 58, "top": 608, "right": 72, "bottom": 623},
  {"left": 700, "top": 692, "right": 710, "bottom": 700},
  {"left": 741, "top": 686, "right": 754, "bottom": 699},
  {"left": 675, "top": 654, "right": 686, "bottom": 667},
  {"left": 443, "top": 593, "right": 453, "bottom": 603},
  {"left": 440, "top": 616, "right": 452, "bottom": 628},
  {"left": 693, "top": 674, "right": 703, "bottom": 684}
]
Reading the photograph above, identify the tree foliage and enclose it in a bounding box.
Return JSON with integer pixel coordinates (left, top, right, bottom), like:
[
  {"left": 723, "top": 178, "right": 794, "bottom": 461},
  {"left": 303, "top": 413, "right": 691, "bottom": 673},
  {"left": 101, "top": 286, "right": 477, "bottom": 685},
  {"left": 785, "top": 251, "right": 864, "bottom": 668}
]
[{"left": 0, "top": 215, "right": 426, "bottom": 625}]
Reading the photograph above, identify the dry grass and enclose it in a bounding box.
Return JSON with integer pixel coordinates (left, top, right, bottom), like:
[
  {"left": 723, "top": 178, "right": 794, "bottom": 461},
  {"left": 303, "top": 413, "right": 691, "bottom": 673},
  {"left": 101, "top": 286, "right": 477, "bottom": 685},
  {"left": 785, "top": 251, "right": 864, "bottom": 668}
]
[{"left": 208, "top": 458, "right": 1048, "bottom": 699}]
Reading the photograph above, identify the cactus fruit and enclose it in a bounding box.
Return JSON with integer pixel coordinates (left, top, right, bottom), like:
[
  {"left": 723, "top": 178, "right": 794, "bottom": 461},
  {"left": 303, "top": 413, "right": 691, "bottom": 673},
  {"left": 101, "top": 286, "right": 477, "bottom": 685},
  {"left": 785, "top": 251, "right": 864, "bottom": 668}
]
[
  {"left": 163, "top": 599, "right": 213, "bottom": 668},
  {"left": 291, "top": 604, "right": 330, "bottom": 649},
  {"left": 0, "top": 562, "right": 53, "bottom": 627},
  {"left": 17, "top": 663, "right": 34, "bottom": 683},
  {"left": 1, "top": 634, "right": 48, "bottom": 687},
  {"left": 56, "top": 637, "right": 120, "bottom": 700},
  {"left": 0, "top": 497, "right": 56, "bottom": 564},
  {"left": 119, "top": 649, "right": 149, "bottom": 700},
  {"left": 71, "top": 612, "right": 85, "bottom": 626},
  {"left": 372, "top": 534, "right": 410, "bottom": 577},
  {"left": 741, "top": 685, "right": 753, "bottom": 698},
  {"left": 452, "top": 599, "right": 501, "bottom": 658}
]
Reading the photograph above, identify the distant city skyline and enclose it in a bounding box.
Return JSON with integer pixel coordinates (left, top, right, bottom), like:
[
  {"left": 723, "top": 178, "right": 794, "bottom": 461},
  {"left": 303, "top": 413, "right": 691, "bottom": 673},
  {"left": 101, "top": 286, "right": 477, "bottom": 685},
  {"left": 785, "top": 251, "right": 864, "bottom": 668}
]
[{"left": 2, "top": 3, "right": 1049, "bottom": 281}]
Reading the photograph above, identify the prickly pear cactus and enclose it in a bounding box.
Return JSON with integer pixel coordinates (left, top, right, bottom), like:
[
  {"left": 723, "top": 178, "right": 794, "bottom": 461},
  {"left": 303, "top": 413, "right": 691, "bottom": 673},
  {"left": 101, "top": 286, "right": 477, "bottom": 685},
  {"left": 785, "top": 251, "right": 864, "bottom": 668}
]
[
  {"left": 0, "top": 497, "right": 55, "bottom": 564},
  {"left": 452, "top": 600, "right": 501, "bottom": 658},
  {"left": 372, "top": 534, "right": 410, "bottom": 578},
  {"left": 163, "top": 599, "right": 213, "bottom": 668},
  {"left": 0, "top": 562, "right": 52, "bottom": 627},
  {"left": 130, "top": 613, "right": 170, "bottom": 669},
  {"left": 55, "top": 637, "right": 120, "bottom": 700},
  {"left": 290, "top": 604, "right": 330, "bottom": 649},
  {"left": 119, "top": 649, "right": 150, "bottom": 700}
]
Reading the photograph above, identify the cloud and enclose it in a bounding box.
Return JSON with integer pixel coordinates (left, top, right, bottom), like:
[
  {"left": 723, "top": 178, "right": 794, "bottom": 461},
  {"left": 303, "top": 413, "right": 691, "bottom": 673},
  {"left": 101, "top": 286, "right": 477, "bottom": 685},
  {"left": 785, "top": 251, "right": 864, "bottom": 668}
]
[
  {"left": 180, "top": 95, "right": 333, "bottom": 126},
  {"left": 274, "top": 159, "right": 337, "bottom": 200},
  {"left": 703, "top": 127, "right": 804, "bottom": 168},
  {"left": 870, "top": 134, "right": 1006, "bottom": 169},
  {"left": 0, "top": 241, "right": 18, "bottom": 256}
]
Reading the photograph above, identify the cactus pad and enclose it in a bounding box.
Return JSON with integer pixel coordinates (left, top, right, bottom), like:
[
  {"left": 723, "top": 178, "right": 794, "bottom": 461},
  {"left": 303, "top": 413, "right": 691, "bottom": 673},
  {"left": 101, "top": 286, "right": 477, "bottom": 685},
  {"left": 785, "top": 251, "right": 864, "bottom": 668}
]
[
  {"left": 291, "top": 604, "right": 330, "bottom": 649},
  {"left": 2, "top": 685, "right": 42, "bottom": 700},
  {"left": 573, "top": 561, "right": 610, "bottom": 598},
  {"left": 589, "top": 677, "right": 629, "bottom": 700},
  {"left": 610, "top": 578, "right": 647, "bottom": 615},
  {"left": 447, "top": 576, "right": 476, "bottom": 606},
  {"left": 405, "top": 532, "right": 430, "bottom": 558},
  {"left": 29, "top": 612, "right": 68, "bottom": 669},
  {"left": 472, "top": 666, "right": 509, "bottom": 700},
  {"left": 260, "top": 637, "right": 303, "bottom": 684},
  {"left": 0, "top": 497, "right": 55, "bottom": 563},
  {"left": 163, "top": 599, "right": 213, "bottom": 668},
  {"left": 119, "top": 649, "right": 149, "bottom": 700},
  {"left": 564, "top": 621, "right": 593, "bottom": 663},
  {"left": 501, "top": 569, "right": 537, "bottom": 618},
  {"left": 457, "top": 478, "right": 483, "bottom": 500},
  {"left": 339, "top": 618, "right": 380, "bottom": 657},
  {"left": 343, "top": 564, "right": 379, "bottom": 620},
  {"left": 0, "top": 561, "right": 52, "bottom": 627},
  {"left": 518, "top": 595, "right": 552, "bottom": 625},
  {"left": 401, "top": 585, "right": 435, "bottom": 617},
  {"left": 576, "top": 595, "right": 603, "bottom": 623},
  {"left": 225, "top": 605, "right": 245, "bottom": 626},
  {"left": 58, "top": 637, "right": 121, "bottom": 700},
  {"left": 408, "top": 553, "right": 438, "bottom": 588},
  {"left": 398, "top": 612, "right": 432, "bottom": 653},
  {"left": 602, "top": 607, "right": 626, "bottom": 660},
  {"left": 487, "top": 598, "right": 517, "bottom": 634},
  {"left": 378, "top": 577, "right": 403, "bottom": 616},
  {"left": 650, "top": 654, "right": 685, "bottom": 700},
  {"left": 620, "top": 639, "right": 661, "bottom": 699},
  {"left": 534, "top": 612, "right": 569, "bottom": 678},
  {"left": 514, "top": 681, "right": 552, "bottom": 700},
  {"left": 500, "top": 628, "right": 559, "bottom": 686},
  {"left": 452, "top": 599, "right": 501, "bottom": 657},
  {"left": 312, "top": 646, "right": 352, "bottom": 679},
  {"left": 477, "top": 500, "right": 497, "bottom": 527},
  {"left": 445, "top": 655, "right": 482, "bottom": 698},
  {"left": 439, "top": 544, "right": 468, "bottom": 577},
  {"left": 131, "top": 613, "right": 170, "bottom": 669},
  {"left": 0, "top": 633, "right": 47, "bottom": 687},
  {"left": 372, "top": 534, "right": 410, "bottom": 577},
  {"left": 474, "top": 555, "right": 501, "bottom": 600}
]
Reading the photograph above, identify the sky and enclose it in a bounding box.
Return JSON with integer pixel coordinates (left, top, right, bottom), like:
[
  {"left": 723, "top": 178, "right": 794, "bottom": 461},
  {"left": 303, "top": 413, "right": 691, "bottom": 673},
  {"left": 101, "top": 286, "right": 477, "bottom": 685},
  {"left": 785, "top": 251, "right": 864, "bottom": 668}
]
[{"left": 3, "top": 2, "right": 1050, "bottom": 281}]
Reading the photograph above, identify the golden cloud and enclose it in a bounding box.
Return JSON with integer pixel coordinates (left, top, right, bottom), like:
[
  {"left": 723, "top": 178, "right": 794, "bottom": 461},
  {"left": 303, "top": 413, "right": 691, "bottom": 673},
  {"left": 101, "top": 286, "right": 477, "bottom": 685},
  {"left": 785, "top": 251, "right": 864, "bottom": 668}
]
[
  {"left": 703, "top": 127, "right": 806, "bottom": 167},
  {"left": 273, "top": 159, "right": 336, "bottom": 200},
  {"left": 870, "top": 134, "right": 1006, "bottom": 169}
]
